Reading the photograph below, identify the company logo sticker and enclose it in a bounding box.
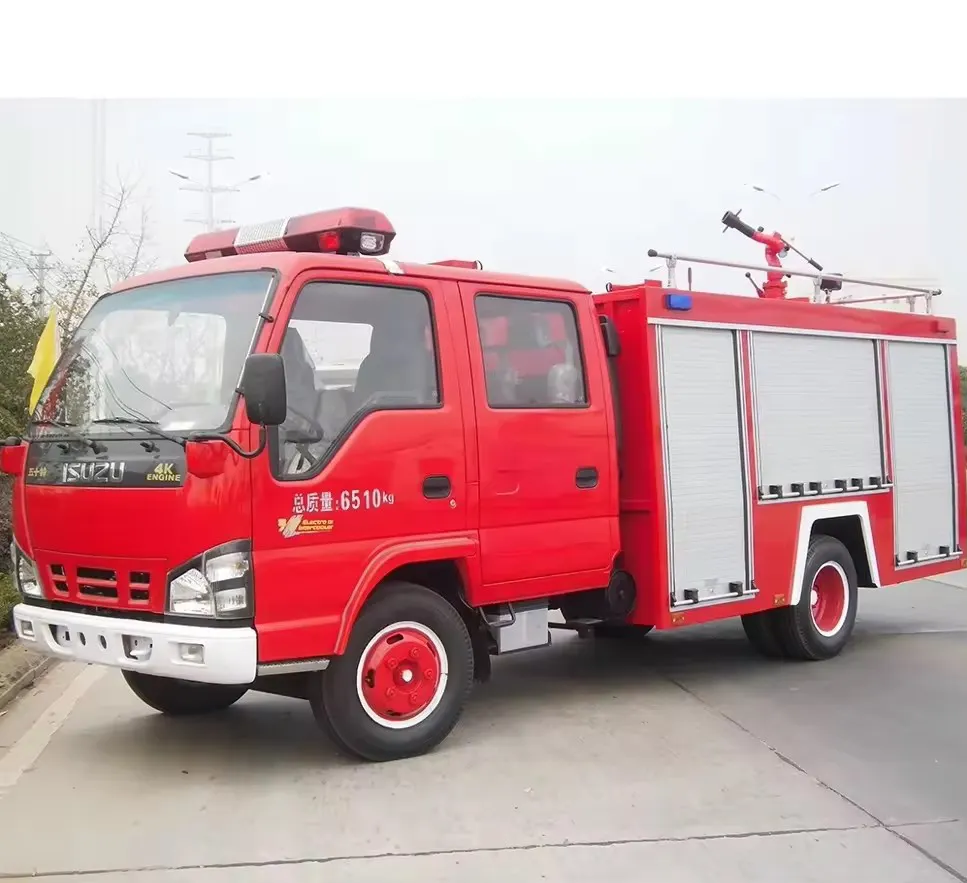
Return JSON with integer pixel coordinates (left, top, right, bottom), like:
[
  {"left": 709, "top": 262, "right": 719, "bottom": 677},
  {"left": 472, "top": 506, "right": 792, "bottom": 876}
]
[{"left": 277, "top": 513, "right": 334, "bottom": 538}]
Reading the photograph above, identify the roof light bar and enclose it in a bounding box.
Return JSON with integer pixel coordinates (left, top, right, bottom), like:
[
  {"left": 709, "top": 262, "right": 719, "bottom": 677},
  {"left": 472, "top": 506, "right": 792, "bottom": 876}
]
[{"left": 184, "top": 207, "right": 396, "bottom": 263}]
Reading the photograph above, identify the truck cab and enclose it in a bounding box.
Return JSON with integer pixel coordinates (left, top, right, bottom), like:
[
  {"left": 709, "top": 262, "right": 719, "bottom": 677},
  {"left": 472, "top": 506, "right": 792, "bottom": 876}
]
[{"left": 7, "top": 208, "right": 621, "bottom": 761}]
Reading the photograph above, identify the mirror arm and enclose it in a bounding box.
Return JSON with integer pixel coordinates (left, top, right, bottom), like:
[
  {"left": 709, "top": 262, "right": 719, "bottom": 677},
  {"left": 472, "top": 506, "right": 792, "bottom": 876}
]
[{"left": 192, "top": 426, "right": 268, "bottom": 460}]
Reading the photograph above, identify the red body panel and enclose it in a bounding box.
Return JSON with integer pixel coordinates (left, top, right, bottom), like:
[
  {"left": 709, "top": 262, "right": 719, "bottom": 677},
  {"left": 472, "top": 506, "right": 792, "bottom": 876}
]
[
  {"left": 249, "top": 269, "right": 473, "bottom": 662},
  {"left": 248, "top": 267, "right": 618, "bottom": 661},
  {"left": 456, "top": 281, "right": 617, "bottom": 602},
  {"left": 22, "top": 451, "right": 251, "bottom": 615},
  {"left": 596, "top": 284, "right": 966, "bottom": 630}
]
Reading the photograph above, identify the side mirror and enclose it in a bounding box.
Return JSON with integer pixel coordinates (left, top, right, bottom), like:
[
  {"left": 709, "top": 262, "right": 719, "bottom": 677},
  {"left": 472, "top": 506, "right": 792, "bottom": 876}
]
[
  {"left": 239, "top": 354, "right": 287, "bottom": 426},
  {"left": 597, "top": 315, "right": 621, "bottom": 358}
]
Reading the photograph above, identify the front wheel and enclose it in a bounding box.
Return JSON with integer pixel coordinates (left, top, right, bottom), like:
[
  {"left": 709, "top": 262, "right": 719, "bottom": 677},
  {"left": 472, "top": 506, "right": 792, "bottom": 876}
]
[
  {"left": 310, "top": 582, "right": 474, "bottom": 762},
  {"left": 122, "top": 670, "right": 248, "bottom": 715}
]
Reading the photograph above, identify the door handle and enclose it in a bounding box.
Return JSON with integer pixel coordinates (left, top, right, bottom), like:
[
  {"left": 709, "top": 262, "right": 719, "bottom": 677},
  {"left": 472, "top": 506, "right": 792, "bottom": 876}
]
[
  {"left": 423, "top": 475, "right": 452, "bottom": 499},
  {"left": 575, "top": 467, "right": 598, "bottom": 489}
]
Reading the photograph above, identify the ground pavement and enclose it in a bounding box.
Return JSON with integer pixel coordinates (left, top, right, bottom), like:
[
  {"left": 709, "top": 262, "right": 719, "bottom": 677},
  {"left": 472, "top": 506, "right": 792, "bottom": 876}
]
[{"left": 1, "top": 575, "right": 966, "bottom": 882}]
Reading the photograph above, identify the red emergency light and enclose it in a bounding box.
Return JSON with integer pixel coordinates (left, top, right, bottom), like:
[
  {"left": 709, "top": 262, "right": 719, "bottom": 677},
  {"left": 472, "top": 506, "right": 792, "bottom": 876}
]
[{"left": 184, "top": 207, "right": 396, "bottom": 263}]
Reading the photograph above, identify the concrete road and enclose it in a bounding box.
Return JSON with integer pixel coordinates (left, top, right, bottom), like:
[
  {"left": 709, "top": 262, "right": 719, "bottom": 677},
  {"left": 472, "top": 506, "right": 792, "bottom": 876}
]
[{"left": 1, "top": 577, "right": 966, "bottom": 882}]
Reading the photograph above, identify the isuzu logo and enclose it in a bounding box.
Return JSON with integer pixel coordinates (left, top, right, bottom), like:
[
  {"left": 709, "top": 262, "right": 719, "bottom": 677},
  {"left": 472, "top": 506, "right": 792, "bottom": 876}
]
[{"left": 61, "top": 461, "right": 126, "bottom": 483}]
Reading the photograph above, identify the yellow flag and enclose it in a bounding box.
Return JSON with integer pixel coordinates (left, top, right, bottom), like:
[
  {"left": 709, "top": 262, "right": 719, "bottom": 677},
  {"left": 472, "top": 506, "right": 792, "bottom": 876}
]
[{"left": 27, "top": 306, "right": 62, "bottom": 413}]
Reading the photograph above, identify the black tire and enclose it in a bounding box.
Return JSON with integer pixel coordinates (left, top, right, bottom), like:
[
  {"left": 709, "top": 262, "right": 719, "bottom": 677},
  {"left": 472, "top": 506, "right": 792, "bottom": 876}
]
[
  {"left": 309, "top": 582, "right": 474, "bottom": 762},
  {"left": 592, "top": 623, "right": 654, "bottom": 640},
  {"left": 772, "top": 534, "right": 859, "bottom": 661},
  {"left": 122, "top": 670, "right": 248, "bottom": 715},
  {"left": 741, "top": 610, "right": 785, "bottom": 658}
]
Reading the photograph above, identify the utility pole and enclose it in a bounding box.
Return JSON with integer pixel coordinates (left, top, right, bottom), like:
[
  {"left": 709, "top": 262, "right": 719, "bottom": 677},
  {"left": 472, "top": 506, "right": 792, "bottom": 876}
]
[
  {"left": 32, "top": 249, "right": 50, "bottom": 307},
  {"left": 171, "top": 132, "right": 263, "bottom": 233},
  {"left": 0, "top": 231, "right": 52, "bottom": 306},
  {"left": 90, "top": 100, "right": 107, "bottom": 235}
]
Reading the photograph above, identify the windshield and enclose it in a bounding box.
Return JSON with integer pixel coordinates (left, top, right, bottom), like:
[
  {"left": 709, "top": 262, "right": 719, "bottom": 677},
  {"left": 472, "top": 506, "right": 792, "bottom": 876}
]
[{"left": 30, "top": 270, "right": 274, "bottom": 438}]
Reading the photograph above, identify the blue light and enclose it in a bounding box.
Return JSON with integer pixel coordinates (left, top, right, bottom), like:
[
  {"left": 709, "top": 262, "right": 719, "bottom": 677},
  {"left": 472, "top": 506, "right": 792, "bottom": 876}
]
[{"left": 665, "top": 293, "right": 692, "bottom": 311}]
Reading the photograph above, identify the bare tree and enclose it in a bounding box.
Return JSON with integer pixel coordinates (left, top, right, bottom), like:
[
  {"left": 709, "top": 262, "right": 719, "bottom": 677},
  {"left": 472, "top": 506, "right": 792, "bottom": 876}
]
[{"left": 44, "top": 174, "right": 156, "bottom": 340}]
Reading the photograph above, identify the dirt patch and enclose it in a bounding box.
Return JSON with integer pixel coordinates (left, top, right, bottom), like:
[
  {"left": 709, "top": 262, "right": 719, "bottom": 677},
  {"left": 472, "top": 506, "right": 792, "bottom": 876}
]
[
  {"left": 0, "top": 571, "right": 56, "bottom": 705},
  {"left": 0, "top": 575, "right": 55, "bottom": 706},
  {"left": 0, "top": 641, "right": 54, "bottom": 709}
]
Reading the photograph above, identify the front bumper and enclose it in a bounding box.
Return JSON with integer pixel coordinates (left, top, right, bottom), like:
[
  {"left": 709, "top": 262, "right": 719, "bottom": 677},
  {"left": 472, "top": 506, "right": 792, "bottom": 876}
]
[{"left": 12, "top": 604, "right": 257, "bottom": 685}]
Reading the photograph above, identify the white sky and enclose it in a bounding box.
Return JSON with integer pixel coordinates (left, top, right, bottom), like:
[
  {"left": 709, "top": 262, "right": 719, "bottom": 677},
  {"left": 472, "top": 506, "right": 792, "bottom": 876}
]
[{"left": 1, "top": 4, "right": 965, "bottom": 350}]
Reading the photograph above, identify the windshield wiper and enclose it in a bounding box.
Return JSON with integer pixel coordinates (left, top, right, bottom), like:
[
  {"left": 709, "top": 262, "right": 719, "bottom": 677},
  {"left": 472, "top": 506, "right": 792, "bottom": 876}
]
[
  {"left": 91, "top": 418, "right": 187, "bottom": 448},
  {"left": 31, "top": 419, "right": 105, "bottom": 454}
]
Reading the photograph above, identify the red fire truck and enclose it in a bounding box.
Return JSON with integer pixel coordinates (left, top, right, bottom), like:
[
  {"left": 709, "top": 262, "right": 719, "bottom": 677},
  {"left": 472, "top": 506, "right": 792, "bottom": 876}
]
[{"left": 5, "top": 207, "right": 963, "bottom": 762}]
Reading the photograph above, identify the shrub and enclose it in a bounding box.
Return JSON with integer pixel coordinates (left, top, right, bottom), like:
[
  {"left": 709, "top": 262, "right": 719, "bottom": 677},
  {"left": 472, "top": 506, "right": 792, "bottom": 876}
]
[{"left": 1, "top": 571, "right": 17, "bottom": 636}]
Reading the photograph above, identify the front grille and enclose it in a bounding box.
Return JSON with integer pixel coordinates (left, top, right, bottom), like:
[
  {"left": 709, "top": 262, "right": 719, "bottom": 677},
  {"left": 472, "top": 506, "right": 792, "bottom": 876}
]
[
  {"left": 46, "top": 561, "right": 157, "bottom": 608},
  {"left": 77, "top": 566, "right": 119, "bottom": 599},
  {"left": 130, "top": 571, "right": 150, "bottom": 603}
]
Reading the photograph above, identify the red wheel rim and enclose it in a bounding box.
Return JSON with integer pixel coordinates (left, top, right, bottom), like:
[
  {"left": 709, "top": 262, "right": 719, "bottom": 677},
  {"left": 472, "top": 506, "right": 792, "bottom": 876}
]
[
  {"left": 810, "top": 562, "right": 849, "bottom": 637},
  {"left": 356, "top": 621, "right": 448, "bottom": 730}
]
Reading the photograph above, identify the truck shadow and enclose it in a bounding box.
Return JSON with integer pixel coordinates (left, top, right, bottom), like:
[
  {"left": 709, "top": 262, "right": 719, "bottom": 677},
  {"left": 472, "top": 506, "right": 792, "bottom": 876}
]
[
  {"left": 467, "top": 621, "right": 801, "bottom": 718},
  {"left": 66, "top": 610, "right": 946, "bottom": 778},
  {"left": 67, "top": 620, "right": 796, "bottom": 776}
]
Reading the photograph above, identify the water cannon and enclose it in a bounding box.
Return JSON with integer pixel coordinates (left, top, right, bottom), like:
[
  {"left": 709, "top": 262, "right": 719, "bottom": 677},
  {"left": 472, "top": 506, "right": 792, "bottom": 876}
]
[
  {"left": 720, "top": 208, "right": 825, "bottom": 299},
  {"left": 721, "top": 209, "right": 777, "bottom": 247}
]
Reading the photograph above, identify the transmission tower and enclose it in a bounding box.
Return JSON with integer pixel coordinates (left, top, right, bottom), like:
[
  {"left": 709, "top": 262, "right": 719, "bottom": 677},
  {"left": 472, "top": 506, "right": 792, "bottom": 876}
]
[{"left": 170, "top": 132, "right": 263, "bottom": 234}]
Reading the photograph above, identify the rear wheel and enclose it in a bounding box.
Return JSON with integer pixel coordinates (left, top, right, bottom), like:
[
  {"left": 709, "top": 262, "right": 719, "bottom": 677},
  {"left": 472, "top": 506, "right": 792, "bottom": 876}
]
[
  {"left": 122, "top": 671, "right": 248, "bottom": 715},
  {"left": 772, "top": 535, "right": 858, "bottom": 660},
  {"left": 310, "top": 582, "right": 474, "bottom": 762}
]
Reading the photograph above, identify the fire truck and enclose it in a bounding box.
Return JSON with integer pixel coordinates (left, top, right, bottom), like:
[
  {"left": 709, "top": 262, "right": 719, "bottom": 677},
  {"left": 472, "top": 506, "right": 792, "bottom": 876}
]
[{"left": 5, "top": 207, "right": 964, "bottom": 762}]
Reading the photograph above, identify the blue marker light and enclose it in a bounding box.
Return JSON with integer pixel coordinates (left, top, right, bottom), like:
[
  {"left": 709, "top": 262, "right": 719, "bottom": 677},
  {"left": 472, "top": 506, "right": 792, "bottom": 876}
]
[{"left": 664, "top": 293, "right": 693, "bottom": 311}]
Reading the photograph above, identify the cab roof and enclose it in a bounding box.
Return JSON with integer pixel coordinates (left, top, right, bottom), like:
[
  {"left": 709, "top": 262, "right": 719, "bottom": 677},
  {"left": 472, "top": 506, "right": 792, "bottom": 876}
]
[{"left": 110, "top": 251, "right": 590, "bottom": 297}]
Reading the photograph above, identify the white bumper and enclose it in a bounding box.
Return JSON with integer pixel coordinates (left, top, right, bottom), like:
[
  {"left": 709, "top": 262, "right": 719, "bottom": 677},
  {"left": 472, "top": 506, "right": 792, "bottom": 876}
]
[{"left": 12, "top": 604, "right": 257, "bottom": 685}]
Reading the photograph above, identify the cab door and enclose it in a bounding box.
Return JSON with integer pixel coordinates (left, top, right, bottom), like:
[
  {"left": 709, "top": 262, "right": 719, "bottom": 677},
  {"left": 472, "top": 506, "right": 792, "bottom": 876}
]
[
  {"left": 460, "top": 283, "right": 617, "bottom": 601},
  {"left": 250, "top": 270, "right": 468, "bottom": 663}
]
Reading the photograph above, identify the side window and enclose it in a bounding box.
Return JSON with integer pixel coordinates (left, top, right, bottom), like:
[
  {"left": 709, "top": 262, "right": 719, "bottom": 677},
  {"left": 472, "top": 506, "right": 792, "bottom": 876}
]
[
  {"left": 474, "top": 294, "right": 587, "bottom": 408},
  {"left": 275, "top": 281, "right": 439, "bottom": 478}
]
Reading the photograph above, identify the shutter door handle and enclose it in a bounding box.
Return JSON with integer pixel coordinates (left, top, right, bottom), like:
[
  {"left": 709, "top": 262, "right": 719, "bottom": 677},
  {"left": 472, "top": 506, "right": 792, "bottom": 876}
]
[
  {"left": 575, "top": 467, "right": 598, "bottom": 489},
  {"left": 423, "top": 475, "right": 452, "bottom": 499}
]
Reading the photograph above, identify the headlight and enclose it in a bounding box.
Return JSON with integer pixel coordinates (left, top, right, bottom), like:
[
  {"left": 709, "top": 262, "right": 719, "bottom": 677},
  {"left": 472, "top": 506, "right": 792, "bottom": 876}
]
[
  {"left": 168, "top": 568, "right": 213, "bottom": 616},
  {"left": 166, "top": 541, "right": 253, "bottom": 619},
  {"left": 12, "top": 544, "right": 43, "bottom": 599}
]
